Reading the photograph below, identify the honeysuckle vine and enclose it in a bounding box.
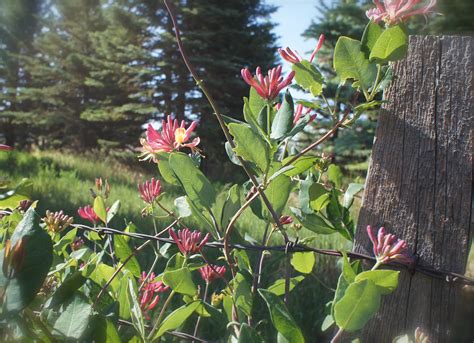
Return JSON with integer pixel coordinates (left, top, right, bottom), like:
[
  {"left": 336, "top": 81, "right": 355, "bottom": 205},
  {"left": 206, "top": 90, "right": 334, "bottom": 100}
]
[{"left": 0, "top": 1, "right": 461, "bottom": 342}]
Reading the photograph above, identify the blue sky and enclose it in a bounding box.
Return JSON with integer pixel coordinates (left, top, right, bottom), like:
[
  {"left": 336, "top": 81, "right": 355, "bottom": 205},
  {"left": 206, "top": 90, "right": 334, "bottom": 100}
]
[{"left": 269, "top": 0, "right": 320, "bottom": 63}]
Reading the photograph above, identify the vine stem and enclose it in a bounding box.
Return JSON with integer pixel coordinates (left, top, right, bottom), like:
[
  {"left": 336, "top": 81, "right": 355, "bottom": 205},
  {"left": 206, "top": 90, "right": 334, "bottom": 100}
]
[
  {"left": 148, "top": 290, "right": 176, "bottom": 340},
  {"left": 330, "top": 327, "right": 344, "bottom": 343},
  {"left": 192, "top": 282, "right": 209, "bottom": 341}
]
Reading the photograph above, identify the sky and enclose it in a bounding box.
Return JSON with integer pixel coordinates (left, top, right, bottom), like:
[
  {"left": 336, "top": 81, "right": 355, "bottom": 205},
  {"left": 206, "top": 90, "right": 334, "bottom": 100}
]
[{"left": 269, "top": 0, "right": 320, "bottom": 64}]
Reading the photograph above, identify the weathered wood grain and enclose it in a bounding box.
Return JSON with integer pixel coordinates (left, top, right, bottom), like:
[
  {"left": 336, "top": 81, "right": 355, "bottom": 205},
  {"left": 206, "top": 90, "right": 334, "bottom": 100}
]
[{"left": 353, "top": 36, "right": 473, "bottom": 342}]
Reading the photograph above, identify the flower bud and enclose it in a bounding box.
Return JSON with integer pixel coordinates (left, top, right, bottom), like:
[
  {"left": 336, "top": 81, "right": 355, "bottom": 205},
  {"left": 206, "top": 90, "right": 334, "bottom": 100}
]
[{"left": 43, "top": 210, "right": 74, "bottom": 233}]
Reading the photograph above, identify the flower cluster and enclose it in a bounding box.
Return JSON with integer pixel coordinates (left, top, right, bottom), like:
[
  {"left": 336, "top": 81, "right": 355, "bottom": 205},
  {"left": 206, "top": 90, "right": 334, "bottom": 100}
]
[
  {"left": 199, "top": 264, "right": 226, "bottom": 284},
  {"left": 139, "top": 272, "right": 170, "bottom": 319},
  {"left": 279, "top": 34, "right": 325, "bottom": 64},
  {"left": 169, "top": 228, "right": 210, "bottom": 256},
  {"left": 366, "top": 0, "right": 436, "bottom": 25},
  {"left": 138, "top": 178, "right": 162, "bottom": 205},
  {"left": 366, "top": 225, "right": 413, "bottom": 265},
  {"left": 77, "top": 205, "right": 101, "bottom": 225},
  {"left": 140, "top": 116, "right": 200, "bottom": 161},
  {"left": 43, "top": 210, "right": 74, "bottom": 233},
  {"left": 95, "top": 178, "right": 111, "bottom": 199},
  {"left": 241, "top": 65, "right": 295, "bottom": 101}
]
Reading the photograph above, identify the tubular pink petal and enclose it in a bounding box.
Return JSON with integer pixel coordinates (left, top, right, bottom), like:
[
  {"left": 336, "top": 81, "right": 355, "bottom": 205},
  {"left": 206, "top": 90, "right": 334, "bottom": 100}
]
[{"left": 309, "top": 34, "right": 325, "bottom": 63}]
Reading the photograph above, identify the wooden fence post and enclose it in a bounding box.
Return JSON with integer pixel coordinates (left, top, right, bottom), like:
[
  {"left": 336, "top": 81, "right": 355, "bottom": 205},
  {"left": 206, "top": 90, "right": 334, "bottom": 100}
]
[{"left": 353, "top": 36, "right": 473, "bottom": 342}]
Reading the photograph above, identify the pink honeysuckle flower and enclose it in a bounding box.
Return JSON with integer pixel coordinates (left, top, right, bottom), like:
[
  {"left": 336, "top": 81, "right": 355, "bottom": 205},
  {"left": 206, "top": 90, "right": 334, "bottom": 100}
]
[
  {"left": 279, "top": 34, "right": 325, "bottom": 64},
  {"left": 275, "top": 103, "right": 317, "bottom": 125},
  {"left": 279, "top": 215, "right": 294, "bottom": 226},
  {"left": 138, "top": 178, "right": 162, "bottom": 204},
  {"left": 169, "top": 228, "right": 210, "bottom": 256},
  {"left": 199, "top": 264, "right": 226, "bottom": 284},
  {"left": 366, "top": 225, "right": 413, "bottom": 265},
  {"left": 77, "top": 205, "right": 101, "bottom": 224},
  {"left": 140, "top": 116, "right": 200, "bottom": 161},
  {"left": 71, "top": 237, "right": 85, "bottom": 251},
  {"left": 139, "top": 272, "right": 169, "bottom": 319},
  {"left": 0, "top": 144, "right": 12, "bottom": 151},
  {"left": 366, "top": 0, "right": 437, "bottom": 25},
  {"left": 241, "top": 65, "right": 295, "bottom": 101}
]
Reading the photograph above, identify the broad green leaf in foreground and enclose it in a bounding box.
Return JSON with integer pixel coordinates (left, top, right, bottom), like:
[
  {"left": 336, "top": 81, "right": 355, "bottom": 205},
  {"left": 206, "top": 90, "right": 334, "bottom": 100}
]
[
  {"left": 53, "top": 294, "right": 93, "bottom": 340},
  {"left": 334, "top": 37, "right": 377, "bottom": 91},
  {"left": 154, "top": 301, "right": 201, "bottom": 339},
  {"left": 268, "top": 276, "right": 305, "bottom": 296},
  {"left": 334, "top": 279, "right": 381, "bottom": 332},
  {"left": 228, "top": 123, "right": 270, "bottom": 173},
  {"left": 370, "top": 24, "right": 408, "bottom": 64},
  {"left": 355, "top": 270, "right": 400, "bottom": 295},
  {"left": 169, "top": 152, "right": 216, "bottom": 210},
  {"left": 291, "top": 252, "right": 315, "bottom": 274},
  {"left": 258, "top": 289, "right": 305, "bottom": 343},
  {"left": 0, "top": 208, "right": 53, "bottom": 313}
]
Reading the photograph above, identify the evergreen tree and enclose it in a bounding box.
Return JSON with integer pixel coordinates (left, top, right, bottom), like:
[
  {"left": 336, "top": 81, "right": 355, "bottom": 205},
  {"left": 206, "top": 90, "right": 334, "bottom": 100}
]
[
  {"left": 0, "top": 0, "right": 44, "bottom": 146},
  {"left": 3, "top": 0, "right": 153, "bottom": 149}
]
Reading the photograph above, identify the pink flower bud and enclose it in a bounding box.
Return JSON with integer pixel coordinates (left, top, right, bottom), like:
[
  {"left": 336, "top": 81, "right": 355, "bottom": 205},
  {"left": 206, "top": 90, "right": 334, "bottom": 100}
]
[
  {"left": 169, "top": 228, "right": 210, "bottom": 256},
  {"left": 366, "top": 225, "right": 413, "bottom": 265},
  {"left": 241, "top": 65, "right": 295, "bottom": 100},
  {"left": 199, "top": 264, "right": 226, "bottom": 284}
]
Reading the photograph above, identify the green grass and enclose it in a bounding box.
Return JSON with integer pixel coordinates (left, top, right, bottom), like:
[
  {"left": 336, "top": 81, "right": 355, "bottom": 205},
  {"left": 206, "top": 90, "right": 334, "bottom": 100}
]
[{"left": 2, "top": 149, "right": 351, "bottom": 341}]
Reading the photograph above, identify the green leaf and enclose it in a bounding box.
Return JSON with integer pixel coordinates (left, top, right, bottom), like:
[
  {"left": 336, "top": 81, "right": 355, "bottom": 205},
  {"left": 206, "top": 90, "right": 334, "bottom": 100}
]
[
  {"left": 263, "top": 164, "right": 292, "bottom": 219},
  {"left": 54, "top": 228, "right": 77, "bottom": 254},
  {"left": 169, "top": 152, "right": 216, "bottom": 210},
  {"left": 334, "top": 279, "right": 381, "bottom": 332},
  {"left": 127, "top": 278, "right": 145, "bottom": 339},
  {"left": 46, "top": 271, "right": 86, "bottom": 309},
  {"left": 163, "top": 267, "right": 196, "bottom": 296},
  {"left": 88, "top": 263, "right": 120, "bottom": 296},
  {"left": 268, "top": 276, "right": 305, "bottom": 296},
  {"left": 309, "top": 183, "right": 330, "bottom": 212},
  {"left": 249, "top": 86, "right": 266, "bottom": 117},
  {"left": 282, "top": 156, "right": 319, "bottom": 177},
  {"left": 186, "top": 196, "right": 217, "bottom": 237},
  {"left": 239, "top": 323, "right": 265, "bottom": 343},
  {"left": 355, "top": 270, "right": 400, "bottom": 295},
  {"left": 225, "top": 141, "right": 243, "bottom": 166},
  {"left": 292, "top": 60, "right": 324, "bottom": 96},
  {"left": 174, "top": 196, "right": 192, "bottom": 217},
  {"left": 271, "top": 91, "right": 294, "bottom": 140},
  {"left": 333, "top": 37, "right": 377, "bottom": 91},
  {"left": 258, "top": 289, "right": 305, "bottom": 343},
  {"left": 53, "top": 294, "right": 92, "bottom": 340},
  {"left": 93, "top": 196, "right": 107, "bottom": 223},
  {"left": 221, "top": 185, "right": 241, "bottom": 230},
  {"left": 291, "top": 252, "right": 315, "bottom": 274},
  {"left": 0, "top": 208, "right": 53, "bottom": 313},
  {"left": 156, "top": 152, "right": 179, "bottom": 185},
  {"left": 361, "top": 21, "right": 383, "bottom": 57},
  {"left": 233, "top": 272, "right": 253, "bottom": 316},
  {"left": 370, "top": 24, "right": 408, "bottom": 64},
  {"left": 343, "top": 183, "right": 364, "bottom": 208},
  {"left": 106, "top": 200, "right": 120, "bottom": 223},
  {"left": 114, "top": 235, "right": 140, "bottom": 278},
  {"left": 118, "top": 272, "right": 135, "bottom": 320},
  {"left": 327, "top": 164, "right": 343, "bottom": 188},
  {"left": 0, "top": 179, "right": 32, "bottom": 210},
  {"left": 154, "top": 301, "right": 201, "bottom": 339},
  {"left": 228, "top": 123, "right": 270, "bottom": 173},
  {"left": 290, "top": 207, "right": 336, "bottom": 234},
  {"left": 244, "top": 97, "right": 268, "bottom": 139}
]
